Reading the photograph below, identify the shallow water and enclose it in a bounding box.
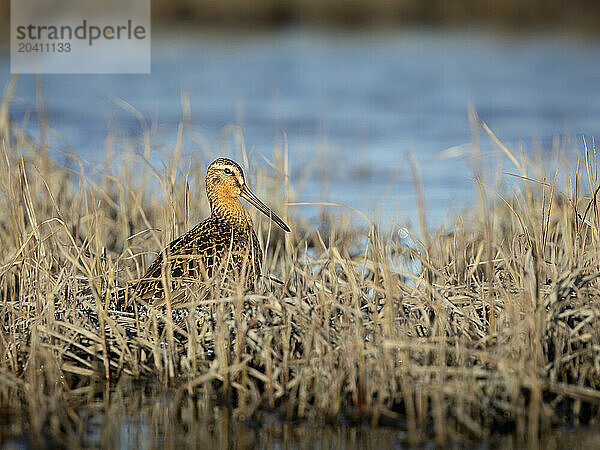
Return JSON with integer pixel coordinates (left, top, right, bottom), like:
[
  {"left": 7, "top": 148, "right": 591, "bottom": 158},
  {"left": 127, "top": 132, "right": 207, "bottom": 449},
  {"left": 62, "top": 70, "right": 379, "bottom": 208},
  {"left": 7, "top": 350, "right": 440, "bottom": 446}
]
[
  {"left": 1, "top": 29, "right": 600, "bottom": 227},
  {"left": 2, "top": 376, "right": 598, "bottom": 449},
  {"left": 2, "top": 402, "right": 598, "bottom": 449}
]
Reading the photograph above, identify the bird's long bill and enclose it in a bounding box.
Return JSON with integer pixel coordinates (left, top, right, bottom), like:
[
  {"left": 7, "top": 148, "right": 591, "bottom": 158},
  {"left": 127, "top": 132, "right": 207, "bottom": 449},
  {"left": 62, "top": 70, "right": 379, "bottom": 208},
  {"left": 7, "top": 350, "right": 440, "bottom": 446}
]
[{"left": 240, "top": 185, "right": 291, "bottom": 232}]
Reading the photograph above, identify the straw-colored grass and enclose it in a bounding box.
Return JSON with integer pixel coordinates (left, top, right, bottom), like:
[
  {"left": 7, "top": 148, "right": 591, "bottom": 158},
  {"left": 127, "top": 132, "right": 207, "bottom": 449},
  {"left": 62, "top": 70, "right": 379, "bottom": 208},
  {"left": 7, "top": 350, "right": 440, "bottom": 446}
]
[{"left": 0, "top": 87, "right": 599, "bottom": 447}]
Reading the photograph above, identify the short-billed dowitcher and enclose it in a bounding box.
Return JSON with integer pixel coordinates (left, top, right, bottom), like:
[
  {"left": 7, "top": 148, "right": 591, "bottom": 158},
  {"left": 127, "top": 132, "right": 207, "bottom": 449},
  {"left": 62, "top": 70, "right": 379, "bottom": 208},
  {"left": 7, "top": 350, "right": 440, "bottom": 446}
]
[{"left": 130, "top": 158, "right": 290, "bottom": 305}]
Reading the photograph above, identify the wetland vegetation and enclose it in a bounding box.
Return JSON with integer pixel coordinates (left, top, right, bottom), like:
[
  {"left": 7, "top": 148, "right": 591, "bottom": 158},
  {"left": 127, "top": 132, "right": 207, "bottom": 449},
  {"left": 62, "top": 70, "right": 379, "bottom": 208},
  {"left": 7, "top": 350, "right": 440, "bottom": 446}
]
[{"left": 0, "top": 84, "right": 599, "bottom": 448}]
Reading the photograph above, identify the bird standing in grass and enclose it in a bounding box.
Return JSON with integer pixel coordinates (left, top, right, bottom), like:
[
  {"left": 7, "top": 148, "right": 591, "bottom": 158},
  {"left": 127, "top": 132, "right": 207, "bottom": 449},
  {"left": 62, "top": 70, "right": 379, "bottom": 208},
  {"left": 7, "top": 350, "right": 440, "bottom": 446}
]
[{"left": 127, "top": 157, "right": 290, "bottom": 307}]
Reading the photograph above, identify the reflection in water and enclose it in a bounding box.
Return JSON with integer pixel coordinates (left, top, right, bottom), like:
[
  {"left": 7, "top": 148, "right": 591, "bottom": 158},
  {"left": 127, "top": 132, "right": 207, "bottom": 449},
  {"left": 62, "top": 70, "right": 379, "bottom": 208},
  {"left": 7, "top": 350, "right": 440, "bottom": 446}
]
[{"left": 1, "top": 377, "right": 598, "bottom": 449}]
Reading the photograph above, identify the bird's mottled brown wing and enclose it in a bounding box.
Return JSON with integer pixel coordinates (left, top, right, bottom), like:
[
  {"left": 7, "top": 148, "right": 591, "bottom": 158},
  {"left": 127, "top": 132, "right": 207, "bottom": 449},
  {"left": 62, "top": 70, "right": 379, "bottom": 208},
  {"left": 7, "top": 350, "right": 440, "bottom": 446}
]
[
  {"left": 134, "top": 219, "right": 214, "bottom": 302},
  {"left": 142, "top": 221, "right": 208, "bottom": 278},
  {"left": 133, "top": 216, "right": 261, "bottom": 303}
]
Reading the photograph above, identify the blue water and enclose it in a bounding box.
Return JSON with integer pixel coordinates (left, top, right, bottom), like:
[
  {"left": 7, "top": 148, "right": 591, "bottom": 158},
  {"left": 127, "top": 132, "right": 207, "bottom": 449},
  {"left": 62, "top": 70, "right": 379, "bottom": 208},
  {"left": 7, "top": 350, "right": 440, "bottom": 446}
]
[{"left": 2, "top": 29, "right": 600, "bottom": 229}]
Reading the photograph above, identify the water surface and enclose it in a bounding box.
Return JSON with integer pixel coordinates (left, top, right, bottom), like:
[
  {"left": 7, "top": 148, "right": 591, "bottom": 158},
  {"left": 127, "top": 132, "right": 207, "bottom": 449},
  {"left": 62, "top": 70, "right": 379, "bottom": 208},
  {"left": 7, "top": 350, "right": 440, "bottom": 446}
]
[{"left": 2, "top": 29, "right": 600, "bottom": 228}]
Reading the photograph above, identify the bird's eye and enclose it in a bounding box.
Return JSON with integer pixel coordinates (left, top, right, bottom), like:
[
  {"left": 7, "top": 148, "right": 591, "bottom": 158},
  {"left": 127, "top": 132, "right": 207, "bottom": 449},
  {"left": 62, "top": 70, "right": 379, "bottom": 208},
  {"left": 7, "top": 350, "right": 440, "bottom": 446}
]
[{"left": 224, "top": 168, "right": 233, "bottom": 175}]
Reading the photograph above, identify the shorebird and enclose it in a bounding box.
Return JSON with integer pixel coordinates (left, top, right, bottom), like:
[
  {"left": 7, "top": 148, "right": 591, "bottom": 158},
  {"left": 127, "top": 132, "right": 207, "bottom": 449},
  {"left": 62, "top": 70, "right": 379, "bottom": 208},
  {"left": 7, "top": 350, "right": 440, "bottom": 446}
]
[{"left": 128, "top": 158, "right": 290, "bottom": 306}]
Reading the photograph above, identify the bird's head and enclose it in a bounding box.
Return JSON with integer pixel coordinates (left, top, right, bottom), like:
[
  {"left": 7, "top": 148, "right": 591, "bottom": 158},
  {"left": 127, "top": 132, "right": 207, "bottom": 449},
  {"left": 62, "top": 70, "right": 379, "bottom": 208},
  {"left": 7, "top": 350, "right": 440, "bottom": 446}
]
[
  {"left": 206, "top": 158, "right": 246, "bottom": 198},
  {"left": 206, "top": 158, "right": 291, "bottom": 232}
]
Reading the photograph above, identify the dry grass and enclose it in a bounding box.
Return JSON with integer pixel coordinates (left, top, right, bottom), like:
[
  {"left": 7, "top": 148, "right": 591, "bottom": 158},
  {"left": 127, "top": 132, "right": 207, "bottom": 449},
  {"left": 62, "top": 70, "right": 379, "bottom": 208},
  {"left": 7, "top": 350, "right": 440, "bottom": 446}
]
[{"left": 0, "top": 87, "right": 599, "bottom": 447}]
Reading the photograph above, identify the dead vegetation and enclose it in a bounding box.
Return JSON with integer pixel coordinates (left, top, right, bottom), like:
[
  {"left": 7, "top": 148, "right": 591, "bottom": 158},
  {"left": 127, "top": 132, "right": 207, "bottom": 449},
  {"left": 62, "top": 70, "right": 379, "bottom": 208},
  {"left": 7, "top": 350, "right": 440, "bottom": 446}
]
[{"left": 0, "top": 89, "right": 599, "bottom": 447}]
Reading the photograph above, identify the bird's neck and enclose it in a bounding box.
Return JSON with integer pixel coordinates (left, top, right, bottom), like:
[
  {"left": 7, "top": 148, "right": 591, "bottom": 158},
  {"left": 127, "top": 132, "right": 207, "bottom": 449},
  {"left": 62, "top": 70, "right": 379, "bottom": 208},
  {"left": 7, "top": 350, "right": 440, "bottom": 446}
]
[{"left": 208, "top": 189, "right": 252, "bottom": 228}]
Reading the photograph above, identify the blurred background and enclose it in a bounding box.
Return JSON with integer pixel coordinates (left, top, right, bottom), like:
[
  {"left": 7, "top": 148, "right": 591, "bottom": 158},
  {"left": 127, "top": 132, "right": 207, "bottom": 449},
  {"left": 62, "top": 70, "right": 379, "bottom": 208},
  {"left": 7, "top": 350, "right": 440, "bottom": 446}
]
[{"left": 1, "top": 0, "right": 600, "bottom": 229}]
